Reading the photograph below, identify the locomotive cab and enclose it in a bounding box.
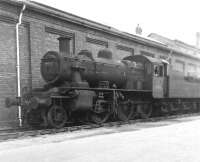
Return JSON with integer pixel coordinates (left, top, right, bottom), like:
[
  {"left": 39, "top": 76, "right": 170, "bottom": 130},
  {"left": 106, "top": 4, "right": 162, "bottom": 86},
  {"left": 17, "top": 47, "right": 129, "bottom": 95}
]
[
  {"left": 152, "top": 59, "right": 168, "bottom": 98},
  {"left": 123, "top": 55, "right": 169, "bottom": 98}
]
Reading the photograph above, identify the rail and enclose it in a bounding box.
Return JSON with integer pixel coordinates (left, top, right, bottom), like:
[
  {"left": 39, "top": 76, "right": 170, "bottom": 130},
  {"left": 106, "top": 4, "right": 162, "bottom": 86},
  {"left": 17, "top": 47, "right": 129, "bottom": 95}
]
[{"left": 0, "top": 112, "right": 199, "bottom": 142}]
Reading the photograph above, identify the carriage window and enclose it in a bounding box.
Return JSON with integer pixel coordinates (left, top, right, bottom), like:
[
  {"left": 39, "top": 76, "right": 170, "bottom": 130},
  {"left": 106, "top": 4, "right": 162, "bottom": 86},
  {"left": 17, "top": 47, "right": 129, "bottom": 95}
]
[
  {"left": 174, "top": 60, "right": 185, "bottom": 73},
  {"left": 187, "top": 63, "right": 196, "bottom": 77}
]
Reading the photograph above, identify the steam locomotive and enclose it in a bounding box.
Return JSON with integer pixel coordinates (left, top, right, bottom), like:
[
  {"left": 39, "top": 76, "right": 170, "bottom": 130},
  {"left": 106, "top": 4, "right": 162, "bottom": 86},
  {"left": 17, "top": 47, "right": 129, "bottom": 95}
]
[{"left": 7, "top": 48, "right": 200, "bottom": 128}]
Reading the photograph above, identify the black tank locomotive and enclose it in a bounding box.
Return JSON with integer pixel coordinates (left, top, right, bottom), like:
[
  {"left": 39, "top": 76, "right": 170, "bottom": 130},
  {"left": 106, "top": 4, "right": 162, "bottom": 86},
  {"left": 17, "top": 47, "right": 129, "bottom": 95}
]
[
  {"left": 21, "top": 49, "right": 155, "bottom": 128},
  {"left": 7, "top": 48, "right": 200, "bottom": 128}
]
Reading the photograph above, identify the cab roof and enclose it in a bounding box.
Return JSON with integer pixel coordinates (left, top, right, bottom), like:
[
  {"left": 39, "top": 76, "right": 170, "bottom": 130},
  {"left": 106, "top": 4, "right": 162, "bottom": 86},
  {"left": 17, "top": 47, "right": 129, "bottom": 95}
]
[{"left": 123, "top": 55, "right": 163, "bottom": 65}]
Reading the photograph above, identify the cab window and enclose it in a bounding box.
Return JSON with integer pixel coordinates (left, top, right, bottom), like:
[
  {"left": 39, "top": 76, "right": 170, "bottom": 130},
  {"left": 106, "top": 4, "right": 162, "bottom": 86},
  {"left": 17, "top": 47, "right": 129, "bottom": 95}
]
[{"left": 154, "top": 65, "right": 163, "bottom": 77}]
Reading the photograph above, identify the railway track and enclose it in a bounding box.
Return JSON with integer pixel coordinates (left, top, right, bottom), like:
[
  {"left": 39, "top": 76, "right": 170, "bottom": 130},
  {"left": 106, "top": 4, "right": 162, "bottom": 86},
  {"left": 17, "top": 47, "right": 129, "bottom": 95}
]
[{"left": 0, "top": 112, "right": 199, "bottom": 142}]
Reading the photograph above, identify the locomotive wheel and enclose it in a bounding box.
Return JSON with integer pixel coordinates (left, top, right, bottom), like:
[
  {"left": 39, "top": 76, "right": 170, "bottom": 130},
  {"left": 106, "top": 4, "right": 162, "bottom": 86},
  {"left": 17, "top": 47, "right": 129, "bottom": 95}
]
[
  {"left": 90, "top": 100, "right": 111, "bottom": 124},
  {"left": 170, "top": 102, "right": 180, "bottom": 113},
  {"left": 47, "top": 105, "right": 67, "bottom": 128},
  {"left": 117, "top": 102, "right": 135, "bottom": 121},
  {"left": 90, "top": 111, "right": 110, "bottom": 124},
  {"left": 138, "top": 103, "right": 153, "bottom": 119},
  {"left": 160, "top": 104, "right": 170, "bottom": 116}
]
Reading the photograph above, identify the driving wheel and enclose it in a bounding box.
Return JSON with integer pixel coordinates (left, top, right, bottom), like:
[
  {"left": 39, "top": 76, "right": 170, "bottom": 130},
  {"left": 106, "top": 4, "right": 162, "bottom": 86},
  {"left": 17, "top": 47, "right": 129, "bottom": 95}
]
[{"left": 47, "top": 105, "right": 67, "bottom": 128}]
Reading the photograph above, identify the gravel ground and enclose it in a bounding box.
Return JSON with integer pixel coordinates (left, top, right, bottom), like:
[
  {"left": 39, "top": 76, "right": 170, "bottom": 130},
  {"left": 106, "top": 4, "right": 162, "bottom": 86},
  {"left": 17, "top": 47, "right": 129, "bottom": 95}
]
[{"left": 0, "top": 115, "right": 200, "bottom": 162}]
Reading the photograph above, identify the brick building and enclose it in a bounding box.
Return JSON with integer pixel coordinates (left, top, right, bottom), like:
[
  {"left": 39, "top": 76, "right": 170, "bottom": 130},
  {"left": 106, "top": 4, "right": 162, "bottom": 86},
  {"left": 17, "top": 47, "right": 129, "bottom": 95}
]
[{"left": 0, "top": 0, "right": 199, "bottom": 129}]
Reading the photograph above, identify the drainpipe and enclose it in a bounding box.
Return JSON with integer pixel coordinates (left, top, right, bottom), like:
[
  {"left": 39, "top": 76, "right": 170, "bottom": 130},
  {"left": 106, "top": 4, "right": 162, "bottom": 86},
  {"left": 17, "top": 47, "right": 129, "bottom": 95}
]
[{"left": 16, "top": 3, "right": 26, "bottom": 127}]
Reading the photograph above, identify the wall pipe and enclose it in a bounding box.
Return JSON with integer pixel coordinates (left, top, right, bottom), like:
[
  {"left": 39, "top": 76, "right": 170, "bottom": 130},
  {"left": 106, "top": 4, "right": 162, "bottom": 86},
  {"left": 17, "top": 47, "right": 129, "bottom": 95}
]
[{"left": 16, "top": 3, "right": 26, "bottom": 127}]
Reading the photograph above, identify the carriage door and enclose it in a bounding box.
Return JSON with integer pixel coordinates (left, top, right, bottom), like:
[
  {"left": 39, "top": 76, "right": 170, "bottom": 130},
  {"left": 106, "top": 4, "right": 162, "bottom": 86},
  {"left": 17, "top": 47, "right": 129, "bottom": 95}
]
[{"left": 153, "top": 63, "right": 165, "bottom": 98}]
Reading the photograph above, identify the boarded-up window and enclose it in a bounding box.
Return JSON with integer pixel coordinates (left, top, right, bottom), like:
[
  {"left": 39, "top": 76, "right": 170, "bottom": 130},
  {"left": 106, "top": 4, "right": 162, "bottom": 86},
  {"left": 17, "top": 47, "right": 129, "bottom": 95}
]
[
  {"left": 44, "top": 32, "right": 59, "bottom": 53},
  {"left": 86, "top": 37, "right": 108, "bottom": 47},
  {"left": 174, "top": 60, "right": 185, "bottom": 73},
  {"left": 86, "top": 37, "right": 108, "bottom": 58},
  {"left": 45, "top": 27, "right": 74, "bottom": 55},
  {"left": 115, "top": 44, "right": 134, "bottom": 60}
]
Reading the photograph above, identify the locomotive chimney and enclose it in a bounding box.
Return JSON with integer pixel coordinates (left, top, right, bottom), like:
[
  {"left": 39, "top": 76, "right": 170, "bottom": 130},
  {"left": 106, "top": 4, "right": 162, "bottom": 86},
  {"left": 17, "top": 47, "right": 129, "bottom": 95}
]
[{"left": 58, "top": 37, "right": 70, "bottom": 56}]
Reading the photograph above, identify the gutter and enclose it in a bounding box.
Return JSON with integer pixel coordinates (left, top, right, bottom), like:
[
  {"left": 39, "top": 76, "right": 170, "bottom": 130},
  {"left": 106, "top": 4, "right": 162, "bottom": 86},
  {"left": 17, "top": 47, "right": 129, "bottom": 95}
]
[{"left": 16, "top": 3, "right": 26, "bottom": 127}]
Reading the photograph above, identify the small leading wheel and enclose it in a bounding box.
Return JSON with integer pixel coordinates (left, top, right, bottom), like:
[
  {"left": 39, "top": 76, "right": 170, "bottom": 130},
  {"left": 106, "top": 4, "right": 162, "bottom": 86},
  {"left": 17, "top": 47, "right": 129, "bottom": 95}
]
[
  {"left": 47, "top": 105, "right": 67, "bottom": 128},
  {"left": 117, "top": 101, "right": 135, "bottom": 121},
  {"left": 138, "top": 103, "right": 153, "bottom": 119}
]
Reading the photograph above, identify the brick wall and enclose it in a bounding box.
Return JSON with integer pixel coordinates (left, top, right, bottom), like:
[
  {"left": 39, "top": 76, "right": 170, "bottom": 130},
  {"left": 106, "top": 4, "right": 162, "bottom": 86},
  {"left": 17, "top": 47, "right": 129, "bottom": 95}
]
[{"left": 0, "top": 20, "right": 31, "bottom": 128}]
